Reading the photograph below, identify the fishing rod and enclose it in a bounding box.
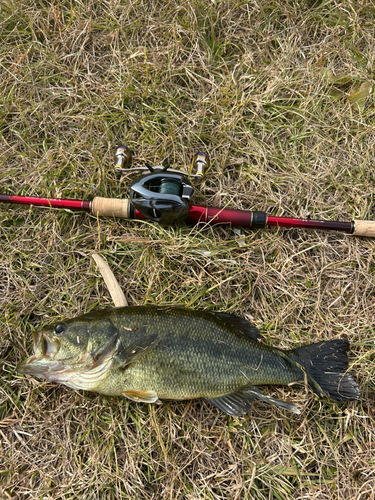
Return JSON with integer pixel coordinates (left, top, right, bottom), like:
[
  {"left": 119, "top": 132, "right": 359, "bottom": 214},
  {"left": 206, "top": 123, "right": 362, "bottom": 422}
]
[{"left": 1, "top": 147, "right": 374, "bottom": 237}]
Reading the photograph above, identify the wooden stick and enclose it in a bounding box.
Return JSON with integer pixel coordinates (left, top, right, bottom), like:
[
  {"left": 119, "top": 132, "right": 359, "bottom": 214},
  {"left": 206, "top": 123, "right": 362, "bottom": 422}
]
[{"left": 92, "top": 253, "right": 128, "bottom": 307}]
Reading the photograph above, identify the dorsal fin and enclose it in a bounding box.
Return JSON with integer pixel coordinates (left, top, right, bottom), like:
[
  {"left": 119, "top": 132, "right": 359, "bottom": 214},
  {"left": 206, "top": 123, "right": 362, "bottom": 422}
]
[{"left": 213, "top": 313, "right": 263, "bottom": 342}]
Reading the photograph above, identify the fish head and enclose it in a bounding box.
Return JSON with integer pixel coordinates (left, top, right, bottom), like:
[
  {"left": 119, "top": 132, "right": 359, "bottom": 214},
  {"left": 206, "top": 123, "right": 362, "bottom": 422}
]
[
  {"left": 17, "top": 313, "right": 119, "bottom": 390},
  {"left": 17, "top": 317, "right": 91, "bottom": 377}
]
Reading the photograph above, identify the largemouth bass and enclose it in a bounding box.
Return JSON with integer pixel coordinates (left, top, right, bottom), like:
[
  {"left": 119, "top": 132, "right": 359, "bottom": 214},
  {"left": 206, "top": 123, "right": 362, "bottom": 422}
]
[{"left": 18, "top": 307, "right": 360, "bottom": 416}]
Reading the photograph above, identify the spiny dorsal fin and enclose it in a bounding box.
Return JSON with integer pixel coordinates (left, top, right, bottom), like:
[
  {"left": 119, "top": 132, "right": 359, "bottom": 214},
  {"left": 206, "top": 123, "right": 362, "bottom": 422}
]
[
  {"left": 206, "top": 383, "right": 300, "bottom": 416},
  {"left": 213, "top": 313, "right": 263, "bottom": 342},
  {"left": 116, "top": 329, "right": 161, "bottom": 369}
]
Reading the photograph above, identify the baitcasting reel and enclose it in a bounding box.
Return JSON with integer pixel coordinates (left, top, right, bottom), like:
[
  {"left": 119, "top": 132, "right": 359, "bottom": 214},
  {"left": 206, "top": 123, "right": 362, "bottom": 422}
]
[{"left": 115, "top": 146, "right": 209, "bottom": 226}]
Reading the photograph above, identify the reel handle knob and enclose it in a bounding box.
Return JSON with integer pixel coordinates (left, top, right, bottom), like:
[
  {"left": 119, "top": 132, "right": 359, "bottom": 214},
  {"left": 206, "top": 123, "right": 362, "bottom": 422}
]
[
  {"left": 115, "top": 146, "right": 132, "bottom": 171},
  {"left": 193, "top": 152, "right": 209, "bottom": 179}
]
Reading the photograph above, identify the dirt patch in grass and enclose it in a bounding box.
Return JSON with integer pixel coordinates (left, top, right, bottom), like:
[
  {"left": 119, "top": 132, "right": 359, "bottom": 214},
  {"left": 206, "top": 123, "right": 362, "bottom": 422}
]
[{"left": 1, "top": 1, "right": 374, "bottom": 498}]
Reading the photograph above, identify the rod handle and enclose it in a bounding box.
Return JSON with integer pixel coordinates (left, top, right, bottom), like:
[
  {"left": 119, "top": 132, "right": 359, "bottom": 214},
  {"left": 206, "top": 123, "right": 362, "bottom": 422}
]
[
  {"left": 91, "top": 197, "right": 131, "bottom": 219},
  {"left": 353, "top": 220, "right": 375, "bottom": 237}
]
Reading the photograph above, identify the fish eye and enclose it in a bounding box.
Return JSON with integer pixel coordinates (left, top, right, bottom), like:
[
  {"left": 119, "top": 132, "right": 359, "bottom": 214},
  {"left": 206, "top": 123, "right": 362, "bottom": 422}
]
[{"left": 54, "top": 323, "right": 67, "bottom": 335}]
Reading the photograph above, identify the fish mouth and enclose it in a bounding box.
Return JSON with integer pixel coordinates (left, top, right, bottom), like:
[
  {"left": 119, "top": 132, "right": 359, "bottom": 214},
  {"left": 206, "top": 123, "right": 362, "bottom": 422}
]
[
  {"left": 18, "top": 331, "right": 112, "bottom": 391},
  {"left": 17, "top": 331, "right": 62, "bottom": 376}
]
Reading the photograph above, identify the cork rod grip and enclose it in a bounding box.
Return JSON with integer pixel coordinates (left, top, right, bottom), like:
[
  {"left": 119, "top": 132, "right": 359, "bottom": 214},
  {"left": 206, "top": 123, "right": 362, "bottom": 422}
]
[
  {"left": 353, "top": 220, "right": 375, "bottom": 237},
  {"left": 91, "top": 197, "right": 131, "bottom": 219}
]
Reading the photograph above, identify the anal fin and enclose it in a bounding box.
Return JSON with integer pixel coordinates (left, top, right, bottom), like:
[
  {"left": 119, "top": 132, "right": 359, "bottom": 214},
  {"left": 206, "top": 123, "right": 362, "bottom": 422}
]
[
  {"left": 206, "top": 386, "right": 256, "bottom": 416},
  {"left": 206, "top": 383, "right": 300, "bottom": 416},
  {"left": 249, "top": 386, "right": 301, "bottom": 415}
]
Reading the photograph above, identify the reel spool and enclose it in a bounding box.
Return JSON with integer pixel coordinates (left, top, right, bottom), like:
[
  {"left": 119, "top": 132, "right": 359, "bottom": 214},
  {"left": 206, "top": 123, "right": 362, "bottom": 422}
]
[{"left": 129, "top": 172, "right": 194, "bottom": 225}]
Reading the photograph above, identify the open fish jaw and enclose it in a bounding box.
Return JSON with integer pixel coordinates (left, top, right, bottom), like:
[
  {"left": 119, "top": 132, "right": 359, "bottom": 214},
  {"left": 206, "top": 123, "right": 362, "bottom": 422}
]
[{"left": 18, "top": 331, "right": 115, "bottom": 391}]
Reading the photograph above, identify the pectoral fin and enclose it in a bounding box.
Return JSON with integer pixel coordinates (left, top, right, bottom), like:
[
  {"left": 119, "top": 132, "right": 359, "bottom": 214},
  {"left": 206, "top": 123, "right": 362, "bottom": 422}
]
[
  {"left": 206, "top": 383, "right": 301, "bottom": 416},
  {"left": 116, "top": 329, "right": 161, "bottom": 369},
  {"left": 123, "top": 390, "right": 160, "bottom": 404}
]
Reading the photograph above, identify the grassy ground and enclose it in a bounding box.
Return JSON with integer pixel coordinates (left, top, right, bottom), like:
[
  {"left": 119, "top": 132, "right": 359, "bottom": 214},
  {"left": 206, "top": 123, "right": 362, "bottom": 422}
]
[{"left": 1, "top": 0, "right": 375, "bottom": 498}]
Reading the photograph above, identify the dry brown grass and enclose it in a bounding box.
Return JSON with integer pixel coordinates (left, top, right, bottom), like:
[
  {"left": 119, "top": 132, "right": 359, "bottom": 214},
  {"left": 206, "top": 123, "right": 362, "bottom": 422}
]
[{"left": 1, "top": 0, "right": 375, "bottom": 498}]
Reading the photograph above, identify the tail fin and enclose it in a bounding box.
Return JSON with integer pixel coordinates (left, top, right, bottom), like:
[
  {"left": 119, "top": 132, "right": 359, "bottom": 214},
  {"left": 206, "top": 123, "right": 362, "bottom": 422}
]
[{"left": 292, "top": 340, "right": 360, "bottom": 401}]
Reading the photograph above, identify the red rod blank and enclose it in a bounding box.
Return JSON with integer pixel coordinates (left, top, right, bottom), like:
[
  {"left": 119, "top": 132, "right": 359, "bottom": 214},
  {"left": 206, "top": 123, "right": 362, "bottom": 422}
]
[
  {"left": 267, "top": 216, "right": 352, "bottom": 233},
  {"left": 0, "top": 195, "right": 91, "bottom": 211}
]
